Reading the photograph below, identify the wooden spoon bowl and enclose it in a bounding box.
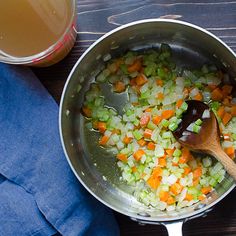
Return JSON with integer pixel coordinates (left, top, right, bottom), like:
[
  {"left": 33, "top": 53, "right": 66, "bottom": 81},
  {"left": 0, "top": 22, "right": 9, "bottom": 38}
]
[{"left": 173, "top": 100, "right": 236, "bottom": 181}]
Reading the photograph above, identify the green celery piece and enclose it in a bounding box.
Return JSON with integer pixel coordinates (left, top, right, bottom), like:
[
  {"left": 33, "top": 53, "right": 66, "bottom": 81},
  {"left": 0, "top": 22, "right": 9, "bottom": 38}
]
[
  {"left": 168, "top": 122, "right": 178, "bottom": 131},
  {"left": 210, "top": 101, "right": 220, "bottom": 111},
  {"left": 193, "top": 124, "right": 201, "bottom": 133},
  {"left": 180, "top": 102, "right": 188, "bottom": 111},
  {"left": 231, "top": 133, "right": 236, "bottom": 140},
  {"left": 120, "top": 64, "right": 128, "bottom": 74},
  {"left": 133, "top": 130, "right": 142, "bottom": 140},
  {"left": 147, "top": 121, "right": 156, "bottom": 130},
  {"left": 195, "top": 119, "right": 203, "bottom": 126},
  {"left": 161, "top": 119, "right": 170, "bottom": 128},
  {"left": 173, "top": 149, "right": 182, "bottom": 157}
]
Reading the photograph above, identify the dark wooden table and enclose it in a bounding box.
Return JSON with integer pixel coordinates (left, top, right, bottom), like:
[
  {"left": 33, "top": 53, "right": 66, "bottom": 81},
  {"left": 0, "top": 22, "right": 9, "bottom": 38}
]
[{"left": 33, "top": 1, "right": 236, "bottom": 235}]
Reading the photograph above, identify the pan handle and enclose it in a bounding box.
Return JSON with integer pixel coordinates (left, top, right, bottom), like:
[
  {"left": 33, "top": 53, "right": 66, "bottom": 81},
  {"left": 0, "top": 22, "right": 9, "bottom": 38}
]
[{"left": 162, "top": 221, "right": 183, "bottom": 236}]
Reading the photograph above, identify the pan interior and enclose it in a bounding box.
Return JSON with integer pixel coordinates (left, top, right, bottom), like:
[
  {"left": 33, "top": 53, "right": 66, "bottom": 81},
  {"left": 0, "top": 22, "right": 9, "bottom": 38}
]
[{"left": 61, "top": 20, "right": 236, "bottom": 221}]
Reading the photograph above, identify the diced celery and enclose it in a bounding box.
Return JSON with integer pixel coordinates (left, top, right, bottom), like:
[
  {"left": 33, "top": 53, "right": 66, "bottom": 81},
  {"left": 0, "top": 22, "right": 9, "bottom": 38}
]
[
  {"left": 193, "top": 124, "right": 201, "bottom": 133},
  {"left": 134, "top": 118, "right": 140, "bottom": 126},
  {"left": 195, "top": 119, "right": 203, "bottom": 126},
  {"left": 209, "top": 178, "right": 217, "bottom": 187},
  {"left": 133, "top": 130, "right": 143, "bottom": 140},
  {"left": 162, "top": 131, "right": 172, "bottom": 139},
  {"left": 184, "top": 78, "right": 192, "bottom": 87},
  {"left": 120, "top": 64, "right": 128, "bottom": 74},
  {"left": 232, "top": 133, "right": 236, "bottom": 140},
  {"left": 180, "top": 102, "right": 188, "bottom": 111},
  {"left": 126, "top": 109, "right": 134, "bottom": 116},
  {"left": 173, "top": 149, "right": 182, "bottom": 157},
  {"left": 155, "top": 145, "right": 165, "bottom": 157},
  {"left": 176, "top": 109, "right": 183, "bottom": 117},
  {"left": 144, "top": 63, "right": 156, "bottom": 77},
  {"left": 147, "top": 121, "right": 156, "bottom": 130},
  {"left": 210, "top": 101, "right": 220, "bottom": 111},
  {"left": 168, "top": 122, "right": 178, "bottom": 131},
  {"left": 161, "top": 119, "right": 170, "bottom": 128},
  {"left": 202, "top": 157, "right": 212, "bottom": 168},
  {"left": 172, "top": 156, "right": 179, "bottom": 163}
]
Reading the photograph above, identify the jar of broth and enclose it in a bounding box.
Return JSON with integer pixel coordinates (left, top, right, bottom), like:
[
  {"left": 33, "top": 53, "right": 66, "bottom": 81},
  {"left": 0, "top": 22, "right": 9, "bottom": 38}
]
[{"left": 0, "top": 0, "right": 77, "bottom": 67}]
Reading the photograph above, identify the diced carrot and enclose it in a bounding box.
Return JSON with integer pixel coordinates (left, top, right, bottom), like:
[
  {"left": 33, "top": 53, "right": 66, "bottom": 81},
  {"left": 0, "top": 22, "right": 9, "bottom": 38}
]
[
  {"left": 156, "top": 79, "right": 163, "bottom": 86},
  {"left": 231, "top": 105, "right": 236, "bottom": 117},
  {"left": 184, "top": 167, "right": 191, "bottom": 175},
  {"left": 147, "top": 142, "right": 156, "bottom": 150},
  {"left": 159, "top": 191, "right": 169, "bottom": 202},
  {"left": 117, "top": 153, "right": 128, "bottom": 162},
  {"left": 131, "top": 166, "right": 137, "bottom": 173},
  {"left": 166, "top": 148, "right": 175, "bottom": 156},
  {"left": 145, "top": 107, "right": 153, "bottom": 112},
  {"left": 97, "top": 122, "right": 106, "bottom": 133},
  {"left": 185, "top": 193, "right": 194, "bottom": 201},
  {"left": 179, "top": 155, "right": 189, "bottom": 164},
  {"left": 217, "top": 106, "right": 225, "bottom": 119},
  {"left": 207, "top": 84, "right": 217, "bottom": 91},
  {"left": 198, "top": 195, "right": 206, "bottom": 201},
  {"left": 194, "top": 93, "right": 203, "bottom": 101},
  {"left": 127, "top": 59, "right": 142, "bottom": 73},
  {"left": 113, "top": 81, "right": 126, "bottom": 93},
  {"left": 222, "top": 112, "right": 232, "bottom": 125},
  {"left": 162, "top": 110, "right": 174, "bottom": 120},
  {"left": 211, "top": 88, "right": 223, "bottom": 101},
  {"left": 158, "top": 157, "right": 166, "bottom": 167},
  {"left": 176, "top": 99, "right": 183, "bottom": 108},
  {"left": 133, "top": 149, "right": 145, "bottom": 161},
  {"left": 193, "top": 178, "right": 200, "bottom": 186},
  {"left": 193, "top": 166, "right": 202, "bottom": 179},
  {"left": 147, "top": 176, "right": 160, "bottom": 190},
  {"left": 81, "top": 106, "right": 92, "bottom": 118},
  {"left": 152, "top": 167, "right": 163, "bottom": 178},
  {"left": 99, "top": 135, "right": 109, "bottom": 146},
  {"left": 170, "top": 183, "right": 183, "bottom": 195},
  {"left": 152, "top": 115, "right": 162, "bottom": 125},
  {"left": 137, "top": 138, "right": 147, "bottom": 147},
  {"left": 156, "top": 92, "right": 164, "bottom": 100},
  {"left": 222, "top": 84, "right": 233, "bottom": 96},
  {"left": 172, "top": 161, "right": 179, "bottom": 167},
  {"left": 135, "top": 74, "right": 148, "bottom": 86},
  {"left": 123, "top": 135, "right": 132, "bottom": 144},
  {"left": 201, "top": 186, "right": 212, "bottom": 195},
  {"left": 224, "top": 146, "right": 235, "bottom": 159},
  {"left": 179, "top": 147, "right": 191, "bottom": 164},
  {"left": 143, "top": 129, "right": 153, "bottom": 139},
  {"left": 140, "top": 113, "right": 150, "bottom": 126},
  {"left": 167, "top": 196, "right": 175, "bottom": 205}
]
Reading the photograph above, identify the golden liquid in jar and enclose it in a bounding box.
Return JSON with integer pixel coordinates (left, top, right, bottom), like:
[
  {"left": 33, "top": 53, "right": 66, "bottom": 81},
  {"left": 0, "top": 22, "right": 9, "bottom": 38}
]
[{"left": 0, "top": 0, "right": 74, "bottom": 58}]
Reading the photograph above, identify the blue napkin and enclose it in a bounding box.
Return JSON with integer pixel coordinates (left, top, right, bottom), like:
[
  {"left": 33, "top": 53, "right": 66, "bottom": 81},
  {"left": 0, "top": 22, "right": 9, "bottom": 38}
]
[{"left": 0, "top": 63, "right": 119, "bottom": 236}]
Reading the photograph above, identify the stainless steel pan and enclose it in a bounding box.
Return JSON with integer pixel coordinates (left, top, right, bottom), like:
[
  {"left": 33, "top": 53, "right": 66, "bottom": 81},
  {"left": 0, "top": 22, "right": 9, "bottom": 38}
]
[{"left": 59, "top": 19, "right": 236, "bottom": 235}]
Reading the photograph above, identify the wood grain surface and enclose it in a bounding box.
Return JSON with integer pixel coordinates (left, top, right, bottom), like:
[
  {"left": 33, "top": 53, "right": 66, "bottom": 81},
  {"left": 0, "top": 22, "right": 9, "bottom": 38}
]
[{"left": 33, "top": 1, "right": 236, "bottom": 235}]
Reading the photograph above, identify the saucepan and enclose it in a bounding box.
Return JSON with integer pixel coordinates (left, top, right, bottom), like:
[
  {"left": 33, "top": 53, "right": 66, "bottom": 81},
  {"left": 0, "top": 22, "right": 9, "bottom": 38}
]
[{"left": 59, "top": 19, "right": 236, "bottom": 235}]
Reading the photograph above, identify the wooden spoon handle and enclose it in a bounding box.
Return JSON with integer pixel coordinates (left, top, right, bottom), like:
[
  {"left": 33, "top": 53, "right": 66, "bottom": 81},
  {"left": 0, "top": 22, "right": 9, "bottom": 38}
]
[{"left": 210, "top": 147, "right": 236, "bottom": 181}]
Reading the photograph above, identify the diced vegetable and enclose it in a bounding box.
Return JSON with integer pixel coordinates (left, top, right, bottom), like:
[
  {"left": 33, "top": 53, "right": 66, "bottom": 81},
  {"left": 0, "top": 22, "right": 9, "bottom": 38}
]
[{"left": 81, "top": 46, "right": 232, "bottom": 211}]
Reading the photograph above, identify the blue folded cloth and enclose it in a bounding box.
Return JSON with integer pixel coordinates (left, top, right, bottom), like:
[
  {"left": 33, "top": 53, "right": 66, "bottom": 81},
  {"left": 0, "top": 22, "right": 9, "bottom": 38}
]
[{"left": 0, "top": 63, "right": 119, "bottom": 236}]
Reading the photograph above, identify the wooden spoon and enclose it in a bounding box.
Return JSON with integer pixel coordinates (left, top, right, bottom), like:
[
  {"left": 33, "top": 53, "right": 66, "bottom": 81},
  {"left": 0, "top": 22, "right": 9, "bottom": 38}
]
[{"left": 173, "top": 100, "right": 236, "bottom": 181}]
